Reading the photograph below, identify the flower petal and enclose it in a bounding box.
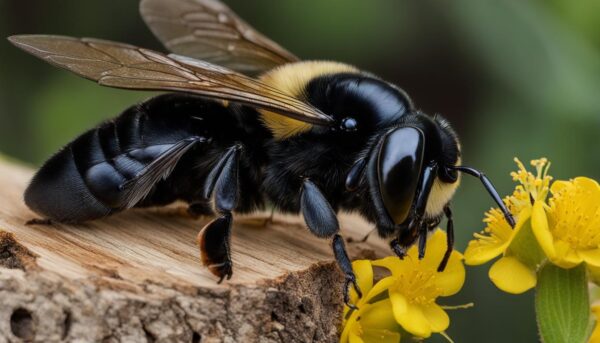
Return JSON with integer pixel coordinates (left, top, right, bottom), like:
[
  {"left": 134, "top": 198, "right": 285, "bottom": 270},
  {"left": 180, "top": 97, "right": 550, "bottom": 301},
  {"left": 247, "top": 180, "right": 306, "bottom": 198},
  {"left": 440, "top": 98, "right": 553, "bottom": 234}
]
[
  {"left": 422, "top": 303, "right": 450, "bottom": 332},
  {"left": 489, "top": 256, "right": 536, "bottom": 294},
  {"left": 394, "top": 302, "right": 432, "bottom": 338},
  {"left": 351, "top": 260, "right": 373, "bottom": 302},
  {"left": 551, "top": 240, "right": 581, "bottom": 268},
  {"left": 588, "top": 264, "right": 600, "bottom": 285},
  {"left": 389, "top": 291, "right": 408, "bottom": 322},
  {"left": 349, "top": 332, "right": 365, "bottom": 343},
  {"left": 365, "top": 276, "right": 395, "bottom": 302},
  {"left": 531, "top": 200, "right": 556, "bottom": 259},
  {"left": 363, "top": 329, "right": 401, "bottom": 343},
  {"left": 578, "top": 249, "right": 600, "bottom": 267},
  {"left": 340, "top": 310, "right": 359, "bottom": 343},
  {"left": 372, "top": 256, "right": 408, "bottom": 278},
  {"left": 421, "top": 230, "right": 448, "bottom": 268},
  {"left": 360, "top": 299, "right": 398, "bottom": 330},
  {"left": 464, "top": 238, "right": 507, "bottom": 265},
  {"left": 435, "top": 251, "right": 466, "bottom": 297}
]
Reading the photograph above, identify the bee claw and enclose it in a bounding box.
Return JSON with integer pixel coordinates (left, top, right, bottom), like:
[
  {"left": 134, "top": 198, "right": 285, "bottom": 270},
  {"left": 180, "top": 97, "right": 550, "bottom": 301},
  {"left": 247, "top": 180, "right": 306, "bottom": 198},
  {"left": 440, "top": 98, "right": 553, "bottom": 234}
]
[
  {"left": 390, "top": 238, "right": 407, "bottom": 259},
  {"left": 343, "top": 274, "right": 362, "bottom": 310}
]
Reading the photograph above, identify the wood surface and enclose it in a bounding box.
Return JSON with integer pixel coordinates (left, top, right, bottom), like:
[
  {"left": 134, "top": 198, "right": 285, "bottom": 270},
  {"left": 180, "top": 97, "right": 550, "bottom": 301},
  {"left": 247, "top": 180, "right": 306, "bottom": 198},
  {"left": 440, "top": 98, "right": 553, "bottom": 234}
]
[{"left": 0, "top": 158, "right": 387, "bottom": 343}]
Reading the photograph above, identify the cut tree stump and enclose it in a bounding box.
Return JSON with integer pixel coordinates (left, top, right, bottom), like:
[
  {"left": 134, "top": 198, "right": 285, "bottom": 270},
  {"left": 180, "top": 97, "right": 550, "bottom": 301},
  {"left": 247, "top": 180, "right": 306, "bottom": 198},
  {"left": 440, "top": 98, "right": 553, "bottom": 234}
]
[{"left": 0, "top": 158, "right": 387, "bottom": 343}]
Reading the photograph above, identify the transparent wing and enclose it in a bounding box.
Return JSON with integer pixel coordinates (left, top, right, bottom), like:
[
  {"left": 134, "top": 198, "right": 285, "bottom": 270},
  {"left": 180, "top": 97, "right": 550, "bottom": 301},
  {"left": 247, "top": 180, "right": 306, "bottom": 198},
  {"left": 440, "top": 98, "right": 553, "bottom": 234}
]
[
  {"left": 140, "top": 0, "right": 299, "bottom": 75},
  {"left": 8, "top": 35, "right": 331, "bottom": 125}
]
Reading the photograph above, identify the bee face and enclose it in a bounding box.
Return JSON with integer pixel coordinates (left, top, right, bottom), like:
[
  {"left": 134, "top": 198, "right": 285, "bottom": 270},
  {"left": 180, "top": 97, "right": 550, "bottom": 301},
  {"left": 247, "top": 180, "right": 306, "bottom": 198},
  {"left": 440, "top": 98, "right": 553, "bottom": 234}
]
[{"left": 364, "top": 112, "right": 461, "bottom": 236}]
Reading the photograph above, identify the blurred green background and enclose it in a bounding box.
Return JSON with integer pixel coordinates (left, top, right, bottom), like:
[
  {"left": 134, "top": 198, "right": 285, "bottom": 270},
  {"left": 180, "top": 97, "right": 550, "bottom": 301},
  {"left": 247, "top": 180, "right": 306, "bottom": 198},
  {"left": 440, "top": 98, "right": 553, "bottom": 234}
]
[{"left": 1, "top": 0, "right": 599, "bottom": 341}]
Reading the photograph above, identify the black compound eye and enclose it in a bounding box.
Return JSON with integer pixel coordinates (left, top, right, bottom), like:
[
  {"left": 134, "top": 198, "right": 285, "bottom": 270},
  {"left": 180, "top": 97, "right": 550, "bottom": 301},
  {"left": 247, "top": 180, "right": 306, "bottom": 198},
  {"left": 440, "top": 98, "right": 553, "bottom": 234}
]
[{"left": 340, "top": 117, "right": 358, "bottom": 132}]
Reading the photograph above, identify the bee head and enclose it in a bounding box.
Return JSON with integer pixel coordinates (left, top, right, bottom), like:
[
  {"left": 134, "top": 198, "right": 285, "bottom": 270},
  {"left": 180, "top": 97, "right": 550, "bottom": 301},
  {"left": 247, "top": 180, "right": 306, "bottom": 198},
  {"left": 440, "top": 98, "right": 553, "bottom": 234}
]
[{"left": 357, "top": 112, "right": 462, "bottom": 236}]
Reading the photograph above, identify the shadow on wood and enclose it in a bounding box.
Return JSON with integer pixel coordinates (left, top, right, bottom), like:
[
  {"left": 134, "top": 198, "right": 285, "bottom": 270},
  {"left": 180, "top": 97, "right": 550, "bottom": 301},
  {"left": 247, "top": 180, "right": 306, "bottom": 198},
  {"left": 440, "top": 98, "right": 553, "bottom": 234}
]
[{"left": 0, "top": 159, "right": 386, "bottom": 343}]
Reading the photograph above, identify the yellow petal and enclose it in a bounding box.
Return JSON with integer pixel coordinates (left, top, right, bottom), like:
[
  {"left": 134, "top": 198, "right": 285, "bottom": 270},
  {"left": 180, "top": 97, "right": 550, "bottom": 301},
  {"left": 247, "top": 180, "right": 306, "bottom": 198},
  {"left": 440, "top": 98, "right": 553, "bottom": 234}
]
[
  {"left": 372, "top": 256, "right": 408, "bottom": 278},
  {"left": 464, "top": 207, "right": 529, "bottom": 266},
  {"left": 489, "top": 256, "right": 536, "bottom": 294},
  {"left": 349, "top": 332, "right": 365, "bottom": 343},
  {"left": 351, "top": 260, "right": 373, "bottom": 302},
  {"left": 572, "top": 177, "right": 600, "bottom": 191},
  {"left": 550, "top": 179, "right": 569, "bottom": 193},
  {"left": 531, "top": 200, "right": 556, "bottom": 259},
  {"left": 365, "top": 276, "right": 395, "bottom": 302},
  {"left": 551, "top": 240, "right": 581, "bottom": 269},
  {"left": 341, "top": 310, "right": 361, "bottom": 343},
  {"left": 435, "top": 252, "right": 466, "bottom": 296},
  {"left": 421, "top": 229, "right": 448, "bottom": 268},
  {"left": 360, "top": 299, "right": 398, "bottom": 330},
  {"left": 394, "top": 302, "right": 432, "bottom": 338},
  {"left": 590, "top": 304, "right": 600, "bottom": 343},
  {"left": 362, "top": 329, "right": 401, "bottom": 343},
  {"left": 579, "top": 249, "right": 600, "bottom": 267},
  {"left": 588, "top": 264, "right": 600, "bottom": 285},
  {"left": 389, "top": 291, "right": 408, "bottom": 322},
  {"left": 422, "top": 303, "right": 450, "bottom": 332},
  {"left": 464, "top": 238, "right": 507, "bottom": 265}
]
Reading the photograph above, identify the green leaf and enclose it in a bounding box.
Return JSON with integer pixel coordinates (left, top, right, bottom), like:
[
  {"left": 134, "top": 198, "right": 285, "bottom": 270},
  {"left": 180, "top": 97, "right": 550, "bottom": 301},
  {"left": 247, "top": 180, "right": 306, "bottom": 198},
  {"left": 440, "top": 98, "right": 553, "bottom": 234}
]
[{"left": 535, "top": 263, "right": 592, "bottom": 343}]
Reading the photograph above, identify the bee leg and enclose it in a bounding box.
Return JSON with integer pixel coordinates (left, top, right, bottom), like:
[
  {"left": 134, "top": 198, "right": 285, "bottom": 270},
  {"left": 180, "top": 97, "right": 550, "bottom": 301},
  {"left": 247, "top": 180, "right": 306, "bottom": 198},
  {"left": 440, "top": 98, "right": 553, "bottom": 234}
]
[
  {"left": 427, "top": 217, "right": 442, "bottom": 230},
  {"left": 417, "top": 217, "right": 442, "bottom": 259},
  {"left": 437, "top": 205, "right": 454, "bottom": 272},
  {"left": 197, "top": 145, "right": 241, "bottom": 282},
  {"left": 418, "top": 221, "right": 428, "bottom": 259},
  {"left": 390, "top": 222, "right": 418, "bottom": 258},
  {"left": 333, "top": 234, "right": 362, "bottom": 310},
  {"left": 198, "top": 214, "right": 233, "bottom": 282},
  {"left": 411, "top": 162, "right": 439, "bottom": 259},
  {"left": 300, "top": 179, "right": 361, "bottom": 309}
]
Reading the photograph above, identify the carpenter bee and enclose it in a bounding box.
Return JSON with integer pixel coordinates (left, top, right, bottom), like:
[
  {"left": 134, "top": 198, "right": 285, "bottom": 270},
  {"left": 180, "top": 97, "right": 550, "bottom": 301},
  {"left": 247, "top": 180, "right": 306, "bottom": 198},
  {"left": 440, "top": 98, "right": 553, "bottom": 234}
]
[{"left": 9, "top": 0, "right": 514, "bottom": 305}]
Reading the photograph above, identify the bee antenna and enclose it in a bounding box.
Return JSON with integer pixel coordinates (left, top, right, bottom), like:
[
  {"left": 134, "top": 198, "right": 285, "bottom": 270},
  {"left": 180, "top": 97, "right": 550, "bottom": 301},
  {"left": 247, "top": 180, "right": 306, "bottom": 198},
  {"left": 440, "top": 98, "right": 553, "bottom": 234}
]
[{"left": 448, "top": 165, "right": 516, "bottom": 227}]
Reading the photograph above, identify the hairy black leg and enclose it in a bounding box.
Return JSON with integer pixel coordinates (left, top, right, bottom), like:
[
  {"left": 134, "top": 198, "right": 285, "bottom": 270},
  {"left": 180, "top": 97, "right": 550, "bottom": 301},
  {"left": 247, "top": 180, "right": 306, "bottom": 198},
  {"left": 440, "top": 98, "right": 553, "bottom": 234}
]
[
  {"left": 451, "top": 166, "right": 515, "bottom": 227},
  {"left": 427, "top": 217, "right": 442, "bottom": 230},
  {"left": 390, "top": 224, "right": 419, "bottom": 258},
  {"left": 390, "top": 238, "right": 407, "bottom": 258},
  {"left": 198, "top": 145, "right": 241, "bottom": 282},
  {"left": 418, "top": 222, "right": 428, "bottom": 259},
  {"left": 408, "top": 162, "right": 439, "bottom": 259},
  {"left": 437, "top": 205, "right": 455, "bottom": 272},
  {"left": 333, "top": 234, "right": 362, "bottom": 309},
  {"left": 198, "top": 214, "right": 232, "bottom": 282},
  {"left": 301, "top": 179, "right": 361, "bottom": 308}
]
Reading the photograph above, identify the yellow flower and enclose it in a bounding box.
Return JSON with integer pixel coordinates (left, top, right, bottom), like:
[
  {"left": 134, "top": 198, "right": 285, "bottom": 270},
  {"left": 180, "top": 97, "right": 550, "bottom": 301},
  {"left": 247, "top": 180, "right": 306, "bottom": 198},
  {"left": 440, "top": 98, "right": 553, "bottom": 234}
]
[
  {"left": 372, "top": 230, "right": 465, "bottom": 338},
  {"left": 464, "top": 158, "right": 550, "bottom": 294},
  {"left": 340, "top": 261, "right": 402, "bottom": 343},
  {"left": 532, "top": 177, "right": 600, "bottom": 269}
]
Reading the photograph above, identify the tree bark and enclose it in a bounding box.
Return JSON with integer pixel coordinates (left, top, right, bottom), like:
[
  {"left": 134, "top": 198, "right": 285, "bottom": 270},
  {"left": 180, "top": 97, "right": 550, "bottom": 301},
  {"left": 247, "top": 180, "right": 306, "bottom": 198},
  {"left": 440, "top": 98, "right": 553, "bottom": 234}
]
[{"left": 0, "top": 159, "right": 385, "bottom": 343}]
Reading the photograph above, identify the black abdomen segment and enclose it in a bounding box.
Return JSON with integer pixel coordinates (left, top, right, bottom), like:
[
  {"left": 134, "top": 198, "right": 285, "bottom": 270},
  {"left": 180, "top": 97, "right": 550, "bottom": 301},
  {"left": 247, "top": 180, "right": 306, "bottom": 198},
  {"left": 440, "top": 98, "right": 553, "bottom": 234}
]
[{"left": 24, "top": 94, "right": 236, "bottom": 222}]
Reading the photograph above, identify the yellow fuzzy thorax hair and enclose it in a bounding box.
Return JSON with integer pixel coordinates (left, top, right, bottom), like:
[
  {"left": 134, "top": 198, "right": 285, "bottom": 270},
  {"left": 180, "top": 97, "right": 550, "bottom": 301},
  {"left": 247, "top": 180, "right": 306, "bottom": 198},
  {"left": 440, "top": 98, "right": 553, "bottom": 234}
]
[{"left": 258, "top": 61, "right": 359, "bottom": 139}]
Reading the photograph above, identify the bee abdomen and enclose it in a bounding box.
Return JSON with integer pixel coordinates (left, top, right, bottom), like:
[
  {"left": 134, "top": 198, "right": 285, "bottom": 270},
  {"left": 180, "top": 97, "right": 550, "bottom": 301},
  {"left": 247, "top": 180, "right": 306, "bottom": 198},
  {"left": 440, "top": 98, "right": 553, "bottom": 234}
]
[
  {"left": 24, "top": 104, "right": 176, "bottom": 222},
  {"left": 24, "top": 144, "right": 113, "bottom": 223},
  {"left": 24, "top": 121, "right": 134, "bottom": 222}
]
